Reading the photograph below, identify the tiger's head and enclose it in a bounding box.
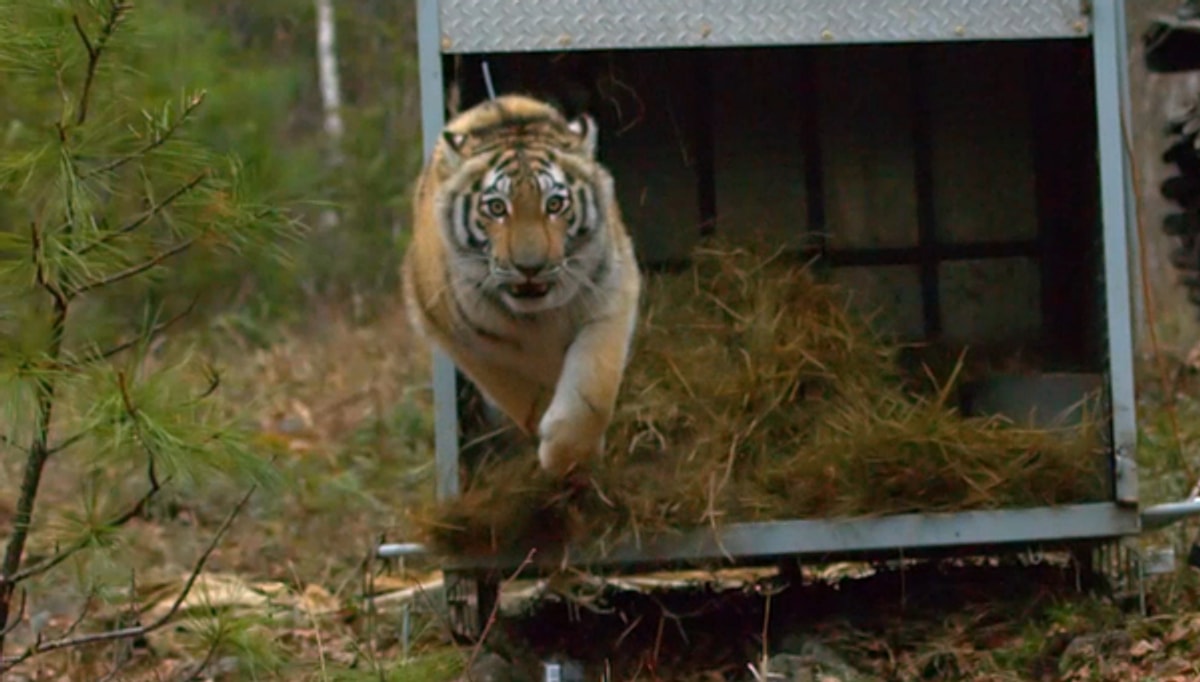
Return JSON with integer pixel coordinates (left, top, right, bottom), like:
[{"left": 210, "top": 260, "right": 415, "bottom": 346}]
[{"left": 433, "top": 95, "right": 616, "bottom": 315}]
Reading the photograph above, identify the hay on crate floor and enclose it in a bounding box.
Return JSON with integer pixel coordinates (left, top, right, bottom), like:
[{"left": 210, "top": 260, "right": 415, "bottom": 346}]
[{"left": 412, "top": 243, "right": 1108, "bottom": 558}]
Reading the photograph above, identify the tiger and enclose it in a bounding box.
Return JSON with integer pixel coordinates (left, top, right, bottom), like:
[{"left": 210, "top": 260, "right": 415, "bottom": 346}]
[{"left": 401, "top": 94, "right": 641, "bottom": 478}]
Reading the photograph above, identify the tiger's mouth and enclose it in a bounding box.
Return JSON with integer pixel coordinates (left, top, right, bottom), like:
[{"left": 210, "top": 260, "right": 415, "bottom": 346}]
[{"left": 504, "top": 281, "right": 553, "bottom": 299}]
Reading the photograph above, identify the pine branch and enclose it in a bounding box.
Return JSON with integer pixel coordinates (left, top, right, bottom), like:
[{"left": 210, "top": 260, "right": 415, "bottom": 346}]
[
  {"left": 194, "top": 364, "right": 221, "bottom": 402},
  {"left": 28, "top": 368, "right": 175, "bottom": 594},
  {"left": 45, "top": 429, "right": 90, "bottom": 458},
  {"left": 0, "top": 222, "right": 71, "bottom": 652},
  {"left": 64, "top": 297, "right": 199, "bottom": 371},
  {"left": 30, "top": 221, "right": 69, "bottom": 310},
  {"left": 7, "top": 473, "right": 167, "bottom": 585},
  {"left": 114, "top": 368, "right": 164, "bottom": 499},
  {"left": 0, "top": 484, "right": 257, "bottom": 672},
  {"left": 73, "top": 2, "right": 132, "bottom": 127},
  {"left": 69, "top": 237, "right": 195, "bottom": 297},
  {"left": 80, "top": 93, "right": 208, "bottom": 180},
  {"left": 76, "top": 173, "right": 210, "bottom": 255}
]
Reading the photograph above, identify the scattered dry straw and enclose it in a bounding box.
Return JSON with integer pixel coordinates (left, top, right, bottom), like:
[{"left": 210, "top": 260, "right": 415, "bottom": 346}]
[{"left": 413, "top": 243, "right": 1108, "bottom": 559}]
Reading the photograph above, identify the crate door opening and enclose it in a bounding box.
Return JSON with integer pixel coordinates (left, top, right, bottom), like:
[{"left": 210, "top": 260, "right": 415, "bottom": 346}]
[
  {"left": 710, "top": 40, "right": 1110, "bottom": 511},
  {"left": 807, "top": 40, "right": 1112, "bottom": 505},
  {"left": 425, "top": 40, "right": 1112, "bottom": 558},
  {"left": 808, "top": 40, "right": 1107, "bottom": 432}
]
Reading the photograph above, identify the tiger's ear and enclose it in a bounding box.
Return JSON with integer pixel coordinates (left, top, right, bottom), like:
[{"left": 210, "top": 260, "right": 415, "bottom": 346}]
[
  {"left": 441, "top": 131, "right": 468, "bottom": 167},
  {"left": 567, "top": 114, "right": 597, "bottom": 159}
]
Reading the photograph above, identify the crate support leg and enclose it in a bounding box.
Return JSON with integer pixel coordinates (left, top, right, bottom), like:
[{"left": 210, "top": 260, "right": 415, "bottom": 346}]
[{"left": 444, "top": 571, "right": 501, "bottom": 644}]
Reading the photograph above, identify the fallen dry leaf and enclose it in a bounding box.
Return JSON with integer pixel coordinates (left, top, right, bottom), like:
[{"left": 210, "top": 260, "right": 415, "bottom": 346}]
[
  {"left": 1130, "top": 638, "right": 1162, "bottom": 659},
  {"left": 369, "top": 570, "right": 443, "bottom": 596},
  {"left": 1164, "top": 615, "right": 1200, "bottom": 645},
  {"left": 297, "top": 583, "right": 339, "bottom": 615}
]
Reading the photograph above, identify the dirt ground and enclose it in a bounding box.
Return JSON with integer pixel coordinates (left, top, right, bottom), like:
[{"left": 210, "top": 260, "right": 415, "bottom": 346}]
[
  {"left": 404, "top": 553, "right": 1200, "bottom": 682},
  {"left": 5, "top": 303, "right": 1200, "bottom": 681}
]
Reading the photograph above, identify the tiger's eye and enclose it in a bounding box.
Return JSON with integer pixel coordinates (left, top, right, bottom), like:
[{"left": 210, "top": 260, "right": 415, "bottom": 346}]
[
  {"left": 545, "top": 196, "right": 565, "bottom": 215},
  {"left": 485, "top": 198, "right": 507, "bottom": 218}
]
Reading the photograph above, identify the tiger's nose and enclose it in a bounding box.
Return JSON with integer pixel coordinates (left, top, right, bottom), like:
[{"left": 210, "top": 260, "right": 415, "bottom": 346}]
[{"left": 513, "top": 261, "right": 549, "bottom": 278}]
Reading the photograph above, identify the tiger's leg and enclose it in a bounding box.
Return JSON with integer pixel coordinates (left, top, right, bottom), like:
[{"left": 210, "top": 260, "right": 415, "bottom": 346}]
[
  {"left": 537, "top": 300, "right": 638, "bottom": 476},
  {"left": 442, "top": 345, "right": 552, "bottom": 437}
]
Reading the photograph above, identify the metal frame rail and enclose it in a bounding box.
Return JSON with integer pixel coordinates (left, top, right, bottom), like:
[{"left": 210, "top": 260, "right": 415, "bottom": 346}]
[{"left": 381, "top": 0, "right": 1200, "bottom": 577}]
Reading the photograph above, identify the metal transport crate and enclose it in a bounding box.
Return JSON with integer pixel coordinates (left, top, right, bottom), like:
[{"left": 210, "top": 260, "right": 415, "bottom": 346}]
[{"left": 379, "top": 0, "right": 1200, "bottom": 638}]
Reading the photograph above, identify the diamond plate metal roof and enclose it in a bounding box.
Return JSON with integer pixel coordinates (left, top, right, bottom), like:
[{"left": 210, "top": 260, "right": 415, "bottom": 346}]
[{"left": 437, "top": 0, "right": 1090, "bottom": 54}]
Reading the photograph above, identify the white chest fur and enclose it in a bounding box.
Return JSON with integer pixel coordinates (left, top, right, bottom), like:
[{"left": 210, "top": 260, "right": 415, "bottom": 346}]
[{"left": 461, "top": 306, "right": 577, "bottom": 390}]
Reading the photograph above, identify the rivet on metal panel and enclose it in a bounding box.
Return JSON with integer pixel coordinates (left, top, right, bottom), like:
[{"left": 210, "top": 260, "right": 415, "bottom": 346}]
[
  {"left": 1073, "top": 20, "right": 1088, "bottom": 33},
  {"left": 954, "top": 25, "right": 966, "bottom": 37},
  {"left": 821, "top": 29, "right": 834, "bottom": 41},
  {"left": 557, "top": 33, "right": 572, "bottom": 47},
  {"left": 440, "top": 35, "right": 452, "bottom": 51},
  {"left": 699, "top": 21, "right": 713, "bottom": 39}
]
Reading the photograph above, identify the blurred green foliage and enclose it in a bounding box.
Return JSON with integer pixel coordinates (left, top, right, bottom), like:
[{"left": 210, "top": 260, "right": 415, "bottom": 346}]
[
  {"left": 1, "top": 0, "right": 422, "bottom": 337},
  {"left": 0, "top": 1, "right": 427, "bottom": 669}
]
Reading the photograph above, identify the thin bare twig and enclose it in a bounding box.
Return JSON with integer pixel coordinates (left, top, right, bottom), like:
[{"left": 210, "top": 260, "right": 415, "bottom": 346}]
[
  {"left": 288, "top": 561, "right": 330, "bottom": 682},
  {"left": 0, "top": 590, "right": 27, "bottom": 639},
  {"left": 175, "top": 630, "right": 223, "bottom": 682},
  {"left": 0, "top": 484, "right": 257, "bottom": 672},
  {"left": 101, "top": 571, "right": 140, "bottom": 678},
  {"left": 59, "top": 586, "right": 98, "bottom": 641},
  {"left": 75, "top": 172, "right": 210, "bottom": 255},
  {"left": 462, "top": 549, "right": 536, "bottom": 678},
  {"left": 0, "top": 433, "right": 23, "bottom": 454},
  {"left": 69, "top": 237, "right": 195, "bottom": 297},
  {"left": 361, "top": 538, "right": 386, "bottom": 681},
  {"left": 96, "top": 642, "right": 134, "bottom": 682}
]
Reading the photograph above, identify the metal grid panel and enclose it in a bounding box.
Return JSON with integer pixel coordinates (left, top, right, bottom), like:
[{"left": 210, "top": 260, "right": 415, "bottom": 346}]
[{"left": 437, "top": 0, "right": 1090, "bottom": 54}]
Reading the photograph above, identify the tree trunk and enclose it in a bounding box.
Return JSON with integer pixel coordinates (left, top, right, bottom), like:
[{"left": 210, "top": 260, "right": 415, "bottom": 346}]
[
  {"left": 315, "top": 0, "right": 344, "bottom": 231},
  {"left": 1129, "top": 0, "right": 1200, "bottom": 353}
]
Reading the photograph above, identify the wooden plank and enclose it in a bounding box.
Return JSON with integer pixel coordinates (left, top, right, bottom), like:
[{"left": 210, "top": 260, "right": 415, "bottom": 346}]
[
  {"left": 818, "top": 45, "right": 919, "bottom": 250},
  {"left": 924, "top": 43, "right": 1038, "bottom": 244},
  {"left": 939, "top": 257, "right": 1042, "bottom": 346},
  {"left": 829, "top": 265, "right": 925, "bottom": 342},
  {"left": 1029, "top": 41, "right": 1104, "bottom": 370},
  {"left": 595, "top": 51, "right": 705, "bottom": 266},
  {"left": 710, "top": 48, "right": 809, "bottom": 248}
]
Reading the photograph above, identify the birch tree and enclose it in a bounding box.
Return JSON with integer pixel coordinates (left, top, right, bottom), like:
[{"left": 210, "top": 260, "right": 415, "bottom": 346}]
[{"left": 315, "top": 0, "right": 344, "bottom": 231}]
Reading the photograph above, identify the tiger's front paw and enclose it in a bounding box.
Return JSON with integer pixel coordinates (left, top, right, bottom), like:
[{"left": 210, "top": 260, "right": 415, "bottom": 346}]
[{"left": 537, "top": 406, "right": 605, "bottom": 477}]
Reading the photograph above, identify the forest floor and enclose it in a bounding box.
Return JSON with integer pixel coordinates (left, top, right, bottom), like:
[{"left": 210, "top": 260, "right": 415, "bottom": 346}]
[{"left": 5, "top": 301, "right": 1200, "bottom": 681}]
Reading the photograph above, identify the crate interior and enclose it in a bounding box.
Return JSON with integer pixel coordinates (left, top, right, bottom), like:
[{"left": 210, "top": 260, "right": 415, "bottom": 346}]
[{"left": 443, "top": 38, "right": 1114, "bottom": 494}]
